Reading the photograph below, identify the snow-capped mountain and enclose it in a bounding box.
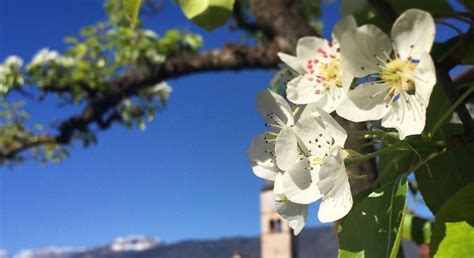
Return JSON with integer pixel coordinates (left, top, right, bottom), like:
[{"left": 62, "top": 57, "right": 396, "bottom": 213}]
[
  {"left": 12, "top": 247, "right": 82, "bottom": 258},
  {"left": 8, "top": 235, "right": 161, "bottom": 258},
  {"left": 110, "top": 235, "right": 161, "bottom": 252}
]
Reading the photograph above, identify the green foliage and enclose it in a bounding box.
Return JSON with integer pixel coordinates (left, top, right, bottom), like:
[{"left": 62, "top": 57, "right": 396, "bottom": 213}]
[
  {"left": 387, "top": 0, "right": 453, "bottom": 14},
  {"left": 415, "top": 144, "right": 474, "bottom": 213},
  {"left": 430, "top": 182, "right": 474, "bottom": 257},
  {"left": 123, "top": 0, "right": 142, "bottom": 28},
  {"left": 338, "top": 175, "right": 408, "bottom": 258},
  {"left": 178, "top": 0, "right": 235, "bottom": 31}
]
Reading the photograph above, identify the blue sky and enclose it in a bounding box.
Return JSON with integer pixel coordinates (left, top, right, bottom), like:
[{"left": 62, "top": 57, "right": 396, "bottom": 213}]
[{"left": 0, "top": 0, "right": 466, "bottom": 254}]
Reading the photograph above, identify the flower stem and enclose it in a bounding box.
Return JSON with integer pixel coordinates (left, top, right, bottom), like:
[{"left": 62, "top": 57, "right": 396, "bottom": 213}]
[
  {"left": 348, "top": 130, "right": 399, "bottom": 139},
  {"left": 428, "top": 85, "right": 474, "bottom": 140},
  {"left": 344, "top": 140, "right": 406, "bottom": 167}
]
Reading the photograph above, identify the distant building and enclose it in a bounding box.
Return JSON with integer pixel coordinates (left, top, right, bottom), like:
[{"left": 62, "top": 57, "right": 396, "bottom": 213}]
[{"left": 260, "top": 183, "right": 297, "bottom": 258}]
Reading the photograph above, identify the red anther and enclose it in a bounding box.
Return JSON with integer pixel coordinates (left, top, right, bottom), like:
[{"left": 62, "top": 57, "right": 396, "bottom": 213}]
[
  {"left": 313, "top": 59, "right": 319, "bottom": 64},
  {"left": 315, "top": 89, "right": 321, "bottom": 94},
  {"left": 336, "top": 47, "right": 340, "bottom": 52},
  {"left": 330, "top": 55, "right": 336, "bottom": 59}
]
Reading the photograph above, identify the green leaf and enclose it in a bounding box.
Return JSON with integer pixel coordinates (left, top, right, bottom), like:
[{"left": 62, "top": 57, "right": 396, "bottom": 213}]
[
  {"left": 415, "top": 144, "right": 474, "bottom": 214},
  {"left": 430, "top": 182, "right": 474, "bottom": 257},
  {"left": 338, "top": 175, "right": 408, "bottom": 258},
  {"left": 377, "top": 148, "right": 415, "bottom": 186},
  {"left": 386, "top": 0, "right": 453, "bottom": 13},
  {"left": 123, "top": 0, "right": 142, "bottom": 28},
  {"left": 178, "top": 0, "right": 235, "bottom": 31},
  {"left": 424, "top": 85, "right": 451, "bottom": 137}
]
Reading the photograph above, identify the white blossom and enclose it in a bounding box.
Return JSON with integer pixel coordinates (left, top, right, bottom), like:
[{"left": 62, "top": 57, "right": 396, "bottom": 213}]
[
  {"left": 248, "top": 90, "right": 353, "bottom": 229},
  {"left": 29, "top": 48, "right": 60, "bottom": 67},
  {"left": 4, "top": 55, "right": 23, "bottom": 69},
  {"left": 274, "top": 174, "right": 308, "bottom": 235},
  {"left": 337, "top": 9, "right": 436, "bottom": 139},
  {"left": 278, "top": 16, "right": 356, "bottom": 112}
]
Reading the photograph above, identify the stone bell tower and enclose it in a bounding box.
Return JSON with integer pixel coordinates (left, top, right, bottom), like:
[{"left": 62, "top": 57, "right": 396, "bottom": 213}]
[{"left": 260, "top": 183, "right": 297, "bottom": 258}]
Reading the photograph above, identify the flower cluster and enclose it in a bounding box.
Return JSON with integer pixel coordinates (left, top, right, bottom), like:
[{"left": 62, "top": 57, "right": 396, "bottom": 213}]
[
  {"left": 248, "top": 9, "right": 436, "bottom": 234},
  {"left": 28, "top": 48, "right": 75, "bottom": 69},
  {"left": 0, "top": 56, "right": 24, "bottom": 95}
]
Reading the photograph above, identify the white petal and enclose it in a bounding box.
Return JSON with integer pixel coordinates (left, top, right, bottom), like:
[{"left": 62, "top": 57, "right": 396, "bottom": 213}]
[
  {"left": 340, "top": 24, "right": 392, "bottom": 77},
  {"left": 381, "top": 52, "right": 436, "bottom": 139},
  {"left": 273, "top": 172, "right": 285, "bottom": 195},
  {"left": 271, "top": 67, "right": 297, "bottom": 90},
  {"left": 278, "top": 53, "right": 304, "bottom": 74},
  {"left": 275, "top": 127, "right": 299, "bottom": 171},
  {"left": 318, "top": 181, "right": 353, "bottom": 222},
  {"left": 332, "top": 15, "right": 357, "bottom": 43},
  {"left": 297, "top": 37, "right": 328, "bottom": 61},
  {"left": 409, "top": 52, "right": 437, "bottom": 98},
  {"left": 247, "top": 133, "right": 279, "bottom": 180},
  {"left": 275, "top": 196, "right": 308, "bottom": 235},
  {"left": 317, "top": 147, "right": 352, "bottom": 222},
  {"left": 256, "top": 90, "right": 295, "bottom": 126},
  {"left": 381, "top": 93, "right": 427, "bottom": 139},
  {"left": 286, "top": 75, "right": 325, "bottom": 104},
  {"left": 336, "top": 82, "right": 391, "bottom": 122},
  {"left": 391, "top": 9, "right": 435, "bottom": 61},
  {"left": 316, "top": 85, "right": 347, "bottom": 113},
  {"left": 314, "top": 105, "right": 347, "bottom": 146},
  {"left": 317, "top": 147, "right": 347, "bottom": 197},
  {"left": 282, "top": 158, "right": 322, "bottom": 204},
  {"left": 295, "top": 117, "right": 333, "bottom": 157}
]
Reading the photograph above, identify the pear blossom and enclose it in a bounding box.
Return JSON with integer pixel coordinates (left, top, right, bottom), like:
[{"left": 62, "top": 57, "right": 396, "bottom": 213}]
[
  {"left": 337, "top": 9, "right": 436, "bottom": 139},
  {"left": 280, "top": 115, "right": 352, "bottom": 222},
  {"left": 274, "top": 175, "right": 308, "bottom": 235},
  {"left": 4, "top": 55, "right": 23, "bottom": 69},
  {"left": 0, "top": 56, "right": 24, "bottom": 95},
  {"left": 277, "top": 16, "right": 356, "bottom": 112},
  {"left": 248, "top": 90, "right": 348, "bottom": 175},
  {"left": 29, "top": 48, "right": 59, "bottom": 67},
  {"left": 317, "top": 147, "right": 352, "bottom": 222}
]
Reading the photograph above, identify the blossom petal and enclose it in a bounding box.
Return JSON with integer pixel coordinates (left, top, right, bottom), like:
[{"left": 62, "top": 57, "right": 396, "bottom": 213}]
[
  {"left": 295, "top": 117, "right": 333, "bottom": 157},
  {"left": 381, "top": 94, "right": 425, "bottom": 140},
  {"left": 410, "top": 52, "right": 437, "bottom": 98},
  {"left": 297, "top": 37, "right": 328, "bottom": 61},
  {"left": 317, "top": 148, "right": 352, "bottom": 222},
  {"left": 318, "top": 181, "right": 353, "bottom": 222},
  {"left": 381, "top": 52, "right": 436, "bottom": 139},
  {"left": 391, "top": 9, "right": 435, "bottom": 61},
  {"left": 271, "top": 67, "right": 297, "bottom": 90},
  {"left": 278, "top": 53, "right": 304, "bottom": 74},
  {"left": 299, "top": 104, "right": 347, "bottom": 147},
  {"left": 317, "top": 85, "right": 347, "bottom": 113},
  {"left": 340, "top": 24, "right": 392, "bottom": 77},
  {"left": 336, "top": 82, "right": 391, "bottom": 122},
  {"left": 275, "top": 195, "right": 308, "bottom": 235},
  {"left": 286, "top": 75, "right": 325, "bottom": 105},
  {"left": 332, "top": 15, "right": 357, "bottom": 43},
  {"left": 282, "top": 158, "right": 322, "bottom": 204},
  {"left": 273, "top": 172, "right": 285, "bottom": 195},
  {"left": 247, "top": 133, "right": 279, "bottom": 180},
  {"left": 275, "top": 127, "right": 299, "bottom": 171},
  {"left": 256, "top": 90, "right": 294, "bottom": 126}
]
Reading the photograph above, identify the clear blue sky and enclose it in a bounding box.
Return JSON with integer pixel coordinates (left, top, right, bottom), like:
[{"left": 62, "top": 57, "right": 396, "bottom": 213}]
[{"left": 0, "top": 0, "right": 466, "bottom": 254}]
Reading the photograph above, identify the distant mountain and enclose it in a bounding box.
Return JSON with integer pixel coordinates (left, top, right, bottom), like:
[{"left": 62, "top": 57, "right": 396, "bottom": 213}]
[{"left": 8, "top": 227, "right": 419, "bottom": 258}]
